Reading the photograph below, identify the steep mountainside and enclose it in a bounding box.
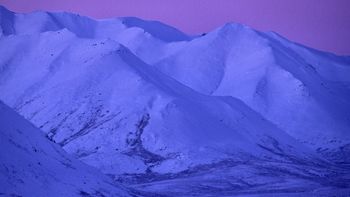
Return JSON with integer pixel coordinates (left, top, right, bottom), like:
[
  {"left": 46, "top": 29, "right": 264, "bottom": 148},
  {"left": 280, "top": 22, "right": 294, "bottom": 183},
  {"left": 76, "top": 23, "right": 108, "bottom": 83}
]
[{"left": 0, "top": 101, "right": 130, "bottom": 196}]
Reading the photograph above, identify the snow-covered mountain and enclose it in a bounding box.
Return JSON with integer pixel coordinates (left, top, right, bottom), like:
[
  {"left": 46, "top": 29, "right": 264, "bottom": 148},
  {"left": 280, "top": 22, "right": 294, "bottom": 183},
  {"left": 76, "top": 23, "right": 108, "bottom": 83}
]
[
  {"left": 0, "top": 5, "right": 350, "bottom": 196},
  {"left": 0, "top": 101, "right": 130, "bottom": 196},
  {"left": 154, "top": 23, "right": 350, "bottom": 161}
]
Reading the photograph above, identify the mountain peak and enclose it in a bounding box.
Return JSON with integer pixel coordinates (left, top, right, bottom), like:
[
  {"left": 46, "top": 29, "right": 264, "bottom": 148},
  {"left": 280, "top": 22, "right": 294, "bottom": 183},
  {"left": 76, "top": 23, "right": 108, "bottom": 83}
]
[
  {"left": 120, "top": 16, "right": 191, "bottom": 42},
  {"left": 209, "top": 21, "right": 261, "bottom": 41},
  {"left": 217, "top": 22, "right": 253, "bottom": 32}
]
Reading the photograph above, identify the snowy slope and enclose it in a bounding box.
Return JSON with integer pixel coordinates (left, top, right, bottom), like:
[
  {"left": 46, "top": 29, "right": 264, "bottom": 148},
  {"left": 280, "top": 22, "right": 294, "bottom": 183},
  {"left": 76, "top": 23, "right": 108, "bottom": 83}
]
[
  {"left": 0, "top": 101, "right": 130, "bottom": 196},
  {"left": 154, "top": 23, "right": 350, "bottom": 161}
]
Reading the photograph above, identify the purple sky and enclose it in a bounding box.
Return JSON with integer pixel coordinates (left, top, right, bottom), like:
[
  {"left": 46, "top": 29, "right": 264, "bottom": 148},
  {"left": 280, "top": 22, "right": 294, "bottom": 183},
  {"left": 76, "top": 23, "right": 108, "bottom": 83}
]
[{"left": 1, "top": 0, "right": 349, "bottom": 55}]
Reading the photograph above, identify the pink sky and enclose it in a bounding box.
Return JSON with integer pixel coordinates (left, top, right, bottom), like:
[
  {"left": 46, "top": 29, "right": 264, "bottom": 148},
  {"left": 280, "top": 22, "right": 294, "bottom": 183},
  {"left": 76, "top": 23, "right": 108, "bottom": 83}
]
[{"left": 1, "top": 0, "right": 349, "bottom": 55}]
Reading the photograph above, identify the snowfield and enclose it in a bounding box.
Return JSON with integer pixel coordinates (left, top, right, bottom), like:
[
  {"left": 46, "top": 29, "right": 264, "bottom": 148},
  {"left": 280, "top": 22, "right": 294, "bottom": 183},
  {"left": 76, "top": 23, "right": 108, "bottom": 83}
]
[{"left": 0, "top": 5, "right": 350, "bottom": 196}]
